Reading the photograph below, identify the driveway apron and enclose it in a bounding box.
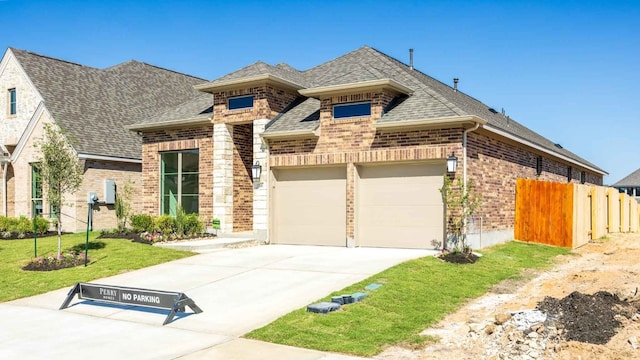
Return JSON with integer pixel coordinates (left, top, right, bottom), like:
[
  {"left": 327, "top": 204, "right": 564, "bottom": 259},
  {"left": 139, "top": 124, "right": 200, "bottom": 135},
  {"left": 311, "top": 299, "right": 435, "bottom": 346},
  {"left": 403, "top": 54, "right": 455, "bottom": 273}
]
[{"left": 0, "top": 245, "right": 434, "bottom": 359}]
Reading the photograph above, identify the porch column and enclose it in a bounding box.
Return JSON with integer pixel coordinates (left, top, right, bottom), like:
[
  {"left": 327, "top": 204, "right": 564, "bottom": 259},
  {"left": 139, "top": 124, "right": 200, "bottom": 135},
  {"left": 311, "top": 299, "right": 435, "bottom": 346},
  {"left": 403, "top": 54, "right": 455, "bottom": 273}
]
[
  {"left": 213, "top": 123, "right": 234, "bottom": 233},
  {"left": 253, "top": 119, "right": 269, "bottom": 241}
]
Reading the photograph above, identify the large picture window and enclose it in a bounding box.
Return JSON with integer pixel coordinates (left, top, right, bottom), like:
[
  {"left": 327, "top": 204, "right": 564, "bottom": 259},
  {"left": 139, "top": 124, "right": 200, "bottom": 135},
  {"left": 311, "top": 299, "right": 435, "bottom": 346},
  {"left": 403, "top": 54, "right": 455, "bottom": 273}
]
[{"left": 161, "top": 150, "right": 199, "bottom": 216}]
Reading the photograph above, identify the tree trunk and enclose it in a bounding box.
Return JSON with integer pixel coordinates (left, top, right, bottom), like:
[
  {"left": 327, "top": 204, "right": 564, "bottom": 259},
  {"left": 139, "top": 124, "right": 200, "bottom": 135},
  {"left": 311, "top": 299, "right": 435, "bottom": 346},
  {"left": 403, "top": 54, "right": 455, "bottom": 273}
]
[{"left": 56, "top": 208, "right": 62, "bottom": 258}]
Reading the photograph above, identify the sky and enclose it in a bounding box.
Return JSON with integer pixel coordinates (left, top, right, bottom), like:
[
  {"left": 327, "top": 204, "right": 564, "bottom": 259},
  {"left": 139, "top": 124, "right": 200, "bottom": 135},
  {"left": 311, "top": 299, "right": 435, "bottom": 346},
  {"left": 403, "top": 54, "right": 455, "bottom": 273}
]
[{"left": 1, "top": 0, "right": 638, "bottom": 184}]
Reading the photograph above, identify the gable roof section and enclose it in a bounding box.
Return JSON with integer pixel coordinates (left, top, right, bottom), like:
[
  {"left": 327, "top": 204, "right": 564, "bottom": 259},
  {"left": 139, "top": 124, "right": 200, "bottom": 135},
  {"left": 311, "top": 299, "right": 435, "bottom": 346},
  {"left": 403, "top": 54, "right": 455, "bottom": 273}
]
[
  {"left": 257, "top": 46, "right": 604, "bottom": 174},
  {"left": 612, "top": 168, "right": 640, "bottom": 187},
  {"left": 10, "top": 48, "right": 205, "bottom": 160}
]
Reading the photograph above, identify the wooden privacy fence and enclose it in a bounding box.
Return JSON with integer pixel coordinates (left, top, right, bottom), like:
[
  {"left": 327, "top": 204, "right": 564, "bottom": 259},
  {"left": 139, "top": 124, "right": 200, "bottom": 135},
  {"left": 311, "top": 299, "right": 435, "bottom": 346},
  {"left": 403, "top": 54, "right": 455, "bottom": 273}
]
[{"left": 515, "top": 179, "right": 640, "bottom": 248}]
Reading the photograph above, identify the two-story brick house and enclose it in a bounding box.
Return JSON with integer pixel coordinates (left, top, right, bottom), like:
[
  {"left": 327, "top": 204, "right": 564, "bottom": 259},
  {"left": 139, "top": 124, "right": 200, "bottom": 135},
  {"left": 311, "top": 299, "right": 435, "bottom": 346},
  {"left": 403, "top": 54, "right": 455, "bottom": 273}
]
[
  {"left": 0, "top": 48, "right": 204, "bottom": 231},
  {"left": 129, "top": 46, "right": 606, "bottom": 249}
]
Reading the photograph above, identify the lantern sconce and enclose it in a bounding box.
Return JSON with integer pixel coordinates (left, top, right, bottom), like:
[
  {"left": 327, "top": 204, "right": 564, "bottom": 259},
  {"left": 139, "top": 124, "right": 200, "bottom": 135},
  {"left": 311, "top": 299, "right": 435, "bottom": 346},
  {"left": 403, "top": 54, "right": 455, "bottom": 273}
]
[
  {"left": 446, "top": 153, "right": 458, "bottom": 174},
  {"left": 251, "top": 161, "right": 262, "bottom": 181}
]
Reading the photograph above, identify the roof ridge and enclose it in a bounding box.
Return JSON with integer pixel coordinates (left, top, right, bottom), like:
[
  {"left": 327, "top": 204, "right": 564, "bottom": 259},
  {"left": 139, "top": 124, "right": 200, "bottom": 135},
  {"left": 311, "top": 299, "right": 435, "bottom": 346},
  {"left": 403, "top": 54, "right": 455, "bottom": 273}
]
[
  {"left": 364, "top": 47, "right": 466, "bottom": 116},
  {"left": 9, "top": 47, "right": 98, "bottom": 70}
]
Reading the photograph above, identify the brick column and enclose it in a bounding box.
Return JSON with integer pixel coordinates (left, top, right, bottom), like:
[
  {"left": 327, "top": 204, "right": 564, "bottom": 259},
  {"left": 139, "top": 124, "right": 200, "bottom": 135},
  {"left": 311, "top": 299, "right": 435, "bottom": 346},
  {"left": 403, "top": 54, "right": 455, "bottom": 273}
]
[
  {"left": 253, "top": 119, "right": 269, "bottom": 241},
  {"left": 213, "top": 123, "right": 234, "bottom": 233}
]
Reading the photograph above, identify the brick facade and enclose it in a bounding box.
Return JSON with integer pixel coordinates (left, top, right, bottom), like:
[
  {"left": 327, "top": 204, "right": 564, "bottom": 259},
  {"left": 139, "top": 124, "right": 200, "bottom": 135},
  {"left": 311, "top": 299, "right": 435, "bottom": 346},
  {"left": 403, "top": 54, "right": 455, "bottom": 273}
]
[
  {"left": 467, "top": 130, "right": 603, "bottom": 232},
  {"left": 75, "top": 160, "right": 142, "bottom": 231},
  {"left": 141, "top": 126, "right": 214, "bottom": 219},
  {"left": 232, "top": 123, "right": 253, "bottom": 231},
  {"left": 213, "top": 86, "right": 298, "bottom": 125}
]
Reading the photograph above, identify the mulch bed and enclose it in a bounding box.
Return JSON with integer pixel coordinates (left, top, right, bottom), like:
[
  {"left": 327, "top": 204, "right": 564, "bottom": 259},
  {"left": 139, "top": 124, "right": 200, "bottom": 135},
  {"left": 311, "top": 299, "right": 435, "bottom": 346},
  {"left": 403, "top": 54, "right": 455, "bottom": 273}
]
[
  {"left": 537, "top": 291, "right": 638, "bottom": 345},
  {"left": 1, "top": 231, "right": 65, "bottom": 240},
  {"left": 439, "top": 251, "right": 480, "bottom": 264}
]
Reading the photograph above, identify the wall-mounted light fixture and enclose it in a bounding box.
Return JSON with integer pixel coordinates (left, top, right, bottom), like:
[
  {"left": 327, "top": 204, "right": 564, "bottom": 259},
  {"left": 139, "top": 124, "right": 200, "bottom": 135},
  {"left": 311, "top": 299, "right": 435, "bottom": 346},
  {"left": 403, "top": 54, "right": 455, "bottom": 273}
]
[
  {"left": 251, "top": 161, "right": 262, "bottom": 181},
  {"left": 446, "top": 153, "right": 458, "bottom": 174}
]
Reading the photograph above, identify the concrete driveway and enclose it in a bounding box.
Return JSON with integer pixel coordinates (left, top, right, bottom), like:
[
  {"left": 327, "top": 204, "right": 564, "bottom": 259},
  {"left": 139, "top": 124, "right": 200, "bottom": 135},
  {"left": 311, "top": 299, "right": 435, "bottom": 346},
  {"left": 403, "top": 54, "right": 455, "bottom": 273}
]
[{"left": 0, "top": 244, "right": 434, "bottom": 360}]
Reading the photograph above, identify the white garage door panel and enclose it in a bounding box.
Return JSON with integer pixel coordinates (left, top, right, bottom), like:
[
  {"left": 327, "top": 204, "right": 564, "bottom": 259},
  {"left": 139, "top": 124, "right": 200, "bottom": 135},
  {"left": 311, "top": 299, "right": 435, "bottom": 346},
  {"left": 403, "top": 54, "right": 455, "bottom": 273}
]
[
  {"left": 357, "top": 164, "right": 443, "bottom": 249},
  {"left": 273, "top": 167, "right": 346, "bottom": 246}
]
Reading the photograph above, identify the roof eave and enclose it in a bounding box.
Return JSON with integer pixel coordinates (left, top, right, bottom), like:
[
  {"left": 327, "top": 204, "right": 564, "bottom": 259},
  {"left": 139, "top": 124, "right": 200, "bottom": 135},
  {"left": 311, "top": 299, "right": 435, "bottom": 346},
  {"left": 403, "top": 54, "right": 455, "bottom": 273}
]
[
  {"left": 484, "top": 124, "right": 608, "bottom": 176},
  {"left": 374, "top": 115, "right": 487, "bottom": 131},
  {"left": 261, "top": 128, "right": 319, "bottom": 139},
  {"left": 127, "top": 116, "right": 212, "bottom": 131},
  {"left": 195, "top": 74, "right": 305, "bottom": 93},
  {"left": 299, "top": 79, "right": 413, "bottom": 98}
]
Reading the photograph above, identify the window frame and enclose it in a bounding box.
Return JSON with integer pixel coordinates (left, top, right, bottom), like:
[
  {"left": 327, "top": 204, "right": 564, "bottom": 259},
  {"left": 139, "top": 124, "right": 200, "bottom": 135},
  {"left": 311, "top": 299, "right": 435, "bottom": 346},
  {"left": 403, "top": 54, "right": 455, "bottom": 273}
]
[
  {"left": 580, "top": 171, "right": 586, "bottom": 184},
  {"left": 228, "top": 95, "right": 254, "bottom": 111},
  {"left": 8, "top": 88, "right": 16, "bottom": 115},
  {"left": 332, "top": 101, "right": 372, "bottom": 119},
  {"left": 31, "top": 163, "right": 43, "bottom": 217},
  {"left": 160, "top": 150, "right": 199, "bottom": 216},
  {"left": 535, "top": 156, "right": 542, "bottom": 176}
]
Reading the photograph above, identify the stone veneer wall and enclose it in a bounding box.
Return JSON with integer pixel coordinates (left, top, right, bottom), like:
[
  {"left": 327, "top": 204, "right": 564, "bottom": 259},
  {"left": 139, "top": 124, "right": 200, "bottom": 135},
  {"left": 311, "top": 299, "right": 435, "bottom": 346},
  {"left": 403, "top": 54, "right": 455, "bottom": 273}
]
[
  {"left": 232, "top": 123, "right": 253, "bottom": 231},
  {"left": 141, "top": 126, "right": 213, "bottom": 219},
  {"left": 0, "top": 52, "right": 42, "bottom": 146}
]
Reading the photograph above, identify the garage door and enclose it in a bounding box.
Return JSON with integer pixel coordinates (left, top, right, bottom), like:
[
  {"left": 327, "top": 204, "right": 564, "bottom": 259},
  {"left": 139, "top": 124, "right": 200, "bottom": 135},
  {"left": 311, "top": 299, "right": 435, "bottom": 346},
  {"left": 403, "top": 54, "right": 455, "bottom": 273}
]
[
  {"left": 357, "top": 163, "right": 444, "bottom": 249},
  {"left": 272, "top": 167, "right": 346, "bottom": 246}
]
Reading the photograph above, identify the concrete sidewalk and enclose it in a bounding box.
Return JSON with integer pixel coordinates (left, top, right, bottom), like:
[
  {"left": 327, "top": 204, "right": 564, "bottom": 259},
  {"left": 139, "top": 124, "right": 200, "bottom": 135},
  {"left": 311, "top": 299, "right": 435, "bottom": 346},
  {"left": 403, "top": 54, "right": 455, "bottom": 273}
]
[{"left": 1, "top": 245, "right": 435, "bottom": 359}]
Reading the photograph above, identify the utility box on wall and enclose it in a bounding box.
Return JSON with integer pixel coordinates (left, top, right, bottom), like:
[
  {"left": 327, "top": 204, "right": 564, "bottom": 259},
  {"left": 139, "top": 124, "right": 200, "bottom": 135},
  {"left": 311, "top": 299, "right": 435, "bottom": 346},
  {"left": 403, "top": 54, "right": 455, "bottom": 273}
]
[{"left": 104, "top": 179, "right": 116, "bottom": 205}]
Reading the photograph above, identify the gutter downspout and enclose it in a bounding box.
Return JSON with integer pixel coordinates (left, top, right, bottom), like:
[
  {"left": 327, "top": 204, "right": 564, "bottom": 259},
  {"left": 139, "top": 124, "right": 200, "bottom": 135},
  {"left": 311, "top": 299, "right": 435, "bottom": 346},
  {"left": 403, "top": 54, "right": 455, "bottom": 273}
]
[{"left": 463, "top": 122, "right": 480, "bottom": 238}]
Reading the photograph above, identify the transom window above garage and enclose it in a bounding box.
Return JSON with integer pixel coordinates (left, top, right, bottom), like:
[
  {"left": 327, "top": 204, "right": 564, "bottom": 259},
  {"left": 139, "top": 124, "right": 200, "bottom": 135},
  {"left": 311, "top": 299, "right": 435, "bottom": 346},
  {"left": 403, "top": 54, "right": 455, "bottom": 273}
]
[
  {"left": 228, "top": 95, "right": 254, "bottom": 110},
  {"left": 333, "top": 101, "right": 371, "bottom": 119}
]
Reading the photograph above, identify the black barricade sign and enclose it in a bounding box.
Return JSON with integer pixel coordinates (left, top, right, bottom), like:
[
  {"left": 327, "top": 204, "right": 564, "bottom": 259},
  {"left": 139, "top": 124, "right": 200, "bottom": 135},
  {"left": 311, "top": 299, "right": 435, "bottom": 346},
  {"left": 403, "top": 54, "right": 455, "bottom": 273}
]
[{"left": 60, "top": 282, "right": 203, "bottom": 325}]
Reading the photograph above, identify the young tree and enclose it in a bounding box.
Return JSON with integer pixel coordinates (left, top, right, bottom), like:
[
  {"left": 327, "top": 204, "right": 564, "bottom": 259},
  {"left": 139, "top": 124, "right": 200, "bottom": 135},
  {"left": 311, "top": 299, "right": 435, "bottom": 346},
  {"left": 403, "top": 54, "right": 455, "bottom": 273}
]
[
  {"left": 34, "top": 123, "right": 83, "bottom": 257},
  {"left": 440, "top": 176, "right": 482, "bottom": 252},
  {"left": 114, "top": 179, "right": 134, "bottom": 232}
]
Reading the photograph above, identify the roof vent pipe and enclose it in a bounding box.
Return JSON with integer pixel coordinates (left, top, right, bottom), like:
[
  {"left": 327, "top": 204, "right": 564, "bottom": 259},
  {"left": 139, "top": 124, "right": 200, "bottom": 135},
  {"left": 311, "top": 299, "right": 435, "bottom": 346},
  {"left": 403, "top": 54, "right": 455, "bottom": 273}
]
[
  {"left": 453, "top": 78, "right": 459, "bottom": 92},
  {"left": 409, "top": 48, "right": 414, "bottom": 70}
]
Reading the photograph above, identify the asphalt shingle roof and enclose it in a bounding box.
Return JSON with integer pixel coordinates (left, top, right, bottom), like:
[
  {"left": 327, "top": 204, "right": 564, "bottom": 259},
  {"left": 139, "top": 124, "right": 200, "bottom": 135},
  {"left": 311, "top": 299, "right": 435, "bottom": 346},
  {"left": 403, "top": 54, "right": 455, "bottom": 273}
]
[
  {"left": 259, "top": 46, "right": 603, "bottom": 173},
  {"left": 612, "top": 168, "right": 640, "bottom": 187},
  {"left": 11, "top": 48, "right": 205, "bottom": 160}
]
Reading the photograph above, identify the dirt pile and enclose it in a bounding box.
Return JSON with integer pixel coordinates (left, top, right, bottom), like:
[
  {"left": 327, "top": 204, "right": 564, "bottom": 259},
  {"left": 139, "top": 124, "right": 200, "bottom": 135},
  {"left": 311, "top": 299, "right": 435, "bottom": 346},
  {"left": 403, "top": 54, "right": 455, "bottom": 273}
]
[
  {"left": 537, "top": 291, "right": 639, "bottom": 345},
  {"left": 375, "top": 234, "right": 640, "bottom": 360}
]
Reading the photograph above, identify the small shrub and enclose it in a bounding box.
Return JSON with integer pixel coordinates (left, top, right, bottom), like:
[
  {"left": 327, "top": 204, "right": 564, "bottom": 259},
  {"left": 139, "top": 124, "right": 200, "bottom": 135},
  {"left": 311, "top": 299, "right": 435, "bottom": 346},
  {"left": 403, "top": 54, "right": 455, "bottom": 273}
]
[
  {"left": 131, "top": 214, "right": 154, "bottom": 233},
  {"left": 15, "top": 216, "right": 32, "bottom": 238},
  {"left": 183, "top": 214, "right": 203, "bottom": 235},
  {"left": 0, "top": 216, "right": 12, "bottom": 232},
  {"left": 175, "top": 205, "right": 185, "bottom": 236},
  {"left": 155, "top": 215, "right": 176, "bottom": 236},
  {"left": 34, "top": 217, "right": 50, "bottom": 235}
]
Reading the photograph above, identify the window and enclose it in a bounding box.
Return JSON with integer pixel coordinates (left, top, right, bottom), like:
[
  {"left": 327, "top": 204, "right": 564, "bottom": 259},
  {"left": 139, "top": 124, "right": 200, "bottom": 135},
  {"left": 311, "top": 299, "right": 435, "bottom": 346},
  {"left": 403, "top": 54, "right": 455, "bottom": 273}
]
[
  {"left": 161, "top": 150, "right": 199, "bottom": 216},
  {"left": 627, "top": 188, "right": 634, "bottom": 196},
  {"left": 31, "top": 164, "right": 43, "bottom": 217},
  {"left": 619, "top": 187, "right": 626, "bottom": 194},
  {"left": 333, "top": 102, "right": 371, "bottom": 119},
  {"left": 536, "top": 156, "right": 542, "bottom": 176},
  {"left": 228, "top": 95, "right": 254, "bottom": 110},
  {"left": 635, "top": 188, "right": 640, "bottom": 197},
  {"left": 567, "top": 166, "right": 572, "bottom": 182},
  {"left": 580, "top": 171, "right": 586, "bottom": 184},
  {"left": 9, "top": 88, "right": 16, "bottom": 115}
]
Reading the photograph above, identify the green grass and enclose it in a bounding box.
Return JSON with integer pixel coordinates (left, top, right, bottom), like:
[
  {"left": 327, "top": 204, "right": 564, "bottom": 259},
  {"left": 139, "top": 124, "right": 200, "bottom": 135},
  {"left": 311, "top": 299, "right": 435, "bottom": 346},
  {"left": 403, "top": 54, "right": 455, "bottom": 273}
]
[
  {"left": 246, "top": 241, "right": 569, "bottom": 356},
  {"left": 0, "top": 232, "right": 194, "bottom": 302}
]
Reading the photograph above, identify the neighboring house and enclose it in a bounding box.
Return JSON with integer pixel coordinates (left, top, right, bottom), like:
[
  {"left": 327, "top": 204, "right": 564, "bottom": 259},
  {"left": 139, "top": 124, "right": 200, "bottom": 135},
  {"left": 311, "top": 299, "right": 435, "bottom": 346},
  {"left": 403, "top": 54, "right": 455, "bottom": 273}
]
[
  {"left": 0, "top": 48, "right": 205, "bottom": 232},
  {"left": 129, "top": 46, "right": 606, "bottom": 249},
  {"left": 612, "top": 168, "right": 640, "bottom": 201}
]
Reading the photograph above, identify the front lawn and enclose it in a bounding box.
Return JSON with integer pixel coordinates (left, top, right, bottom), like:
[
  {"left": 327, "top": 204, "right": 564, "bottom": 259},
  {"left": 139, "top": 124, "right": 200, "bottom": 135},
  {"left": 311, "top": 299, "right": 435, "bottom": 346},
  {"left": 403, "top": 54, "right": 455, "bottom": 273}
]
[
  {"left": 246, "top": 241, "right": 568, "bottom": 356},
  {"left": 0, "top": 232, "right": 194, "bottom": 302}
]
